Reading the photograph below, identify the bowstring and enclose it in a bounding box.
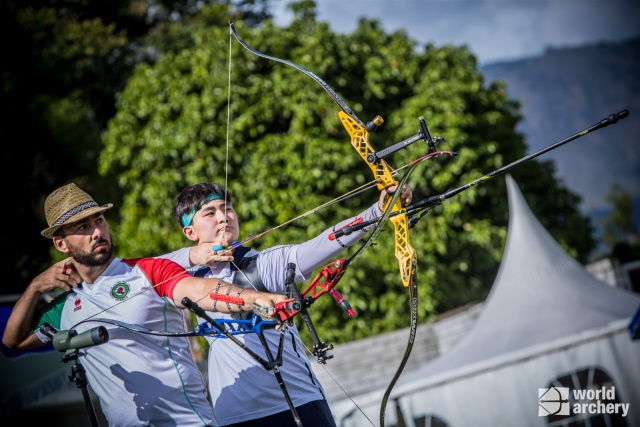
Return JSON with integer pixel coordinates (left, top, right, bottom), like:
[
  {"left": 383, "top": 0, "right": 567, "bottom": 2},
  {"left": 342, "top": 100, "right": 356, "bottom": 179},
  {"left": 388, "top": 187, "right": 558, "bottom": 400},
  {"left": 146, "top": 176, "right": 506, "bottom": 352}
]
[
  {"left": 224, "top": 24, "right": 232, "bottom": 246},
  {"left": 81, "top": 30, "right": 251, "bottom": 326},
  {"left": 224, "top": 27, "right": 259, "bottom": 293},
  {"left": 78, "top": 30, "right": 239, "bottom": 327}
]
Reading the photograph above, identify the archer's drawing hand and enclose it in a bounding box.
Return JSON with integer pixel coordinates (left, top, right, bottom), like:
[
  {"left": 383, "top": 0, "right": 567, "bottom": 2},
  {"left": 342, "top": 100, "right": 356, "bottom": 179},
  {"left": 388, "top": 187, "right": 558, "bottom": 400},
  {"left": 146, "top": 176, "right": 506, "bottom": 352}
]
[
  {"left": 378, "top": 184, "right": 413, "bottom": 213},
  {"left": 189, "top": 243, "right": 234, "bottom": 268},
  {"left": 30, "top": 258, "right": 81, "bottom": 293}
]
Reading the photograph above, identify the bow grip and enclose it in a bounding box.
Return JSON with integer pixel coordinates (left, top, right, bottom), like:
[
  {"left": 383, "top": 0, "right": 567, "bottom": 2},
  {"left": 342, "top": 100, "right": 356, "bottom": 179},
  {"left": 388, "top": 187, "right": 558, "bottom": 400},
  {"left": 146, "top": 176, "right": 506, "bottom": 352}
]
[{"left": 275, "top": 298, "right": 301, "bottom": 322}]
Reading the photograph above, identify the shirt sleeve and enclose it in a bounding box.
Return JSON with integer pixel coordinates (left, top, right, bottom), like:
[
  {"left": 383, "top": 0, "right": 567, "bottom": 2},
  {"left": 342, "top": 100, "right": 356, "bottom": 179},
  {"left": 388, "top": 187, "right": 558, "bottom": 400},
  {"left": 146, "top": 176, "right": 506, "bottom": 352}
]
[
  {"left": 295, "top": 203, "right": 382, "bottom": 275},
  {"left": 32, "top": 291, "right": 73, "bottom": 343},
  {"left": 125, "top": 258, "right": 192, "bottom": 299},
  {"left": 255, "top": 245, "right": 302, "bottom": 293}
]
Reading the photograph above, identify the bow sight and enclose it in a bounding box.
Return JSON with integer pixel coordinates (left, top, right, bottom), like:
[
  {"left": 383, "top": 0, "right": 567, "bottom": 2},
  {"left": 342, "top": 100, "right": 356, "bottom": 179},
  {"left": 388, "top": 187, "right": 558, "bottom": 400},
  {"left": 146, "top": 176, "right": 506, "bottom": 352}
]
[{"left": 366, "top": 115, "right": 444, "bottom": 164}]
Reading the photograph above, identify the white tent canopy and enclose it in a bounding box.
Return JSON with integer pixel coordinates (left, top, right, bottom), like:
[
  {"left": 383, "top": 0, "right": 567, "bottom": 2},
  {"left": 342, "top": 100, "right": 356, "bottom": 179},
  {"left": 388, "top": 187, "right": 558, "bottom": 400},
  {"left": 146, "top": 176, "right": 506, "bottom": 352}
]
[
  {"left": 332, "top": 175, "right": 640, "bottom": 426},
  {"left": 410, "top": 174, "right": 640, "bottom": 376}
]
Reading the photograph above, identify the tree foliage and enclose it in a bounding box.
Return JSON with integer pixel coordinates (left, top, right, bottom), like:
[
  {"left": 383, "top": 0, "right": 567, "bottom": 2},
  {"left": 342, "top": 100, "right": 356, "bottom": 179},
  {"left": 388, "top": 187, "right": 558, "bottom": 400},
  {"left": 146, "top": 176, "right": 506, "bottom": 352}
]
[
  {"left": 602, "top": 183, "right": 637, "bottom": 246},
  {"left": 600, "top": 183, "right": 639, "bottom": 263},
  {"left": 2, "top": 0, "right": 271, "bottom": 294},
  {"left": 100, "top": 2, "right": 595, "bottom": 345}
]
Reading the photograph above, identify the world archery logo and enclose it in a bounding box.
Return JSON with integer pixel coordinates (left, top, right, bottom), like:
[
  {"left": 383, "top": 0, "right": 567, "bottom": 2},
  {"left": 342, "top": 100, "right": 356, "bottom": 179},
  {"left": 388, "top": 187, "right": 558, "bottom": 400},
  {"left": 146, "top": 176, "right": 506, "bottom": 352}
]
[
  {"left": 539, "top": 387, "right": 570, "bottom": 416},
  {"left": 111, "top": 283, "right": 130, "bottom": 300}
]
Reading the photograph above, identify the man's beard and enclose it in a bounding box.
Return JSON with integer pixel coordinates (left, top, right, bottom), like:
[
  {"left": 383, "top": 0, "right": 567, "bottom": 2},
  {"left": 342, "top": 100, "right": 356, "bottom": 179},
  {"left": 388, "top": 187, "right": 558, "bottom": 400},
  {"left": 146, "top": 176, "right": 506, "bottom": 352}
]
[{"left": 66, "top": 237, "right": 113, "bottom": 267}]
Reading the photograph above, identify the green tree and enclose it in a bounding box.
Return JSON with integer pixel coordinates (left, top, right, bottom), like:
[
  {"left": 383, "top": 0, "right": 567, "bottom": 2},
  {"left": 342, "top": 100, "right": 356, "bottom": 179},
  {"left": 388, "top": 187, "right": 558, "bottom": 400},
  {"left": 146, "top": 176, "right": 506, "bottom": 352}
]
[
  {"left": 100, "top": 2, "right": 595, "bottom": 346},
  {"left": 2, "top": 0, "right": 271, "bottom": 294},
  {"left": 2, "top": 0, "right": 132, "bottom": 292},
  {"left": 601, "top": 183, "right": 639, "bottom": 262}
]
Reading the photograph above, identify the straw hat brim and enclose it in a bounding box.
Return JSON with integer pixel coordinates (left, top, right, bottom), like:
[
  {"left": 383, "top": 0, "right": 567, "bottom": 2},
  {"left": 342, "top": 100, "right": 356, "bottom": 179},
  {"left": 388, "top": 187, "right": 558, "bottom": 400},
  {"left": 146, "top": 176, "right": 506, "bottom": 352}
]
[{"left": 41, "top": 204, "right": 113, "bottom": 238}]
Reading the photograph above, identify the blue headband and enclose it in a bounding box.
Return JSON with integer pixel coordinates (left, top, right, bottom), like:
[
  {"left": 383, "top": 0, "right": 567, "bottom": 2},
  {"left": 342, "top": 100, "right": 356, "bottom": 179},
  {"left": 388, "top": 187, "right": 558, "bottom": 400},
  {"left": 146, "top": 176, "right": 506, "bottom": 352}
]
[{"left": 181, "top": 193, "right": 226, "bottom": 227}]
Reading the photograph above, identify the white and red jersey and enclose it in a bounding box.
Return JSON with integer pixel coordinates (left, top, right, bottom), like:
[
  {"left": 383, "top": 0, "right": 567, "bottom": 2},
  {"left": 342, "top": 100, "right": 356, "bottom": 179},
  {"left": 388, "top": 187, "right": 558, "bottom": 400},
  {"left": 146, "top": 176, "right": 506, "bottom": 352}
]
[{"left": 33, "top": 257, "right": 215, "bottom": 427}]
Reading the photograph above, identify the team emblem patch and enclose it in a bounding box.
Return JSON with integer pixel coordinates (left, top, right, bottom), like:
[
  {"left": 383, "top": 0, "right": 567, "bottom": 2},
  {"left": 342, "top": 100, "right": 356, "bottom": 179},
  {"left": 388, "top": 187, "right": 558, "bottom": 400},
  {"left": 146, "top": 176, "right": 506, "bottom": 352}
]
[{"left": 111, "top": 283, "right": 130, "bottom": 300}]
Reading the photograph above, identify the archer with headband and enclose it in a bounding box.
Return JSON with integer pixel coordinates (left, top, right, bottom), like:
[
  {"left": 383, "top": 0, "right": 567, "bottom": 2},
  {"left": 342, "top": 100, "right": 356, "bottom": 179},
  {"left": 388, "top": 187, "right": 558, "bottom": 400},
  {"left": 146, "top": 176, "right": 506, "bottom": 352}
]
[{"left": 160, "top": 181, "right": 412, "bottom": 427}]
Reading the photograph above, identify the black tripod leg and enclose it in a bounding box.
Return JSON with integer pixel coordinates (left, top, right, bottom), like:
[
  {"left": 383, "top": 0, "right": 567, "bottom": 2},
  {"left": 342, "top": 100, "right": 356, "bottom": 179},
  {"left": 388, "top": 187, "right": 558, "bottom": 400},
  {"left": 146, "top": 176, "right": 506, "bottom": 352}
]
[
  {"left": 257, "top": 331, "right": 303, "bottom": 427},
  {"left": 69, "top": 354, "right": 100, "bottom": 427},
  {"left": 79, "top": 383, "right": 100, "bottom": 427}
]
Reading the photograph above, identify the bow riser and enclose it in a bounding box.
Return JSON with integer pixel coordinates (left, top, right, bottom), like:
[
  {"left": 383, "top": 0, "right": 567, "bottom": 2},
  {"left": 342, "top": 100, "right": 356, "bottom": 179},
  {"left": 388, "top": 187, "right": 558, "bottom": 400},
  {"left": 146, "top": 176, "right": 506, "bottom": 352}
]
[{"left": 340, "top": 111, "right": 417, "bottom": 287}]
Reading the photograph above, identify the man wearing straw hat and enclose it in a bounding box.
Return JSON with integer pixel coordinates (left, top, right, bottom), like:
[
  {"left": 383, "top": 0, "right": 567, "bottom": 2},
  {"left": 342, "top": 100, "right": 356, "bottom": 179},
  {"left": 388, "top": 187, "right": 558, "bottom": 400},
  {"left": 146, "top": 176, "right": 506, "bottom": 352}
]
[
  {"left": 159, "top": 181, "right": 412, "bottom": 426},
  {"left": 3, "top": 183, "right": 288, "bottom": 426}
]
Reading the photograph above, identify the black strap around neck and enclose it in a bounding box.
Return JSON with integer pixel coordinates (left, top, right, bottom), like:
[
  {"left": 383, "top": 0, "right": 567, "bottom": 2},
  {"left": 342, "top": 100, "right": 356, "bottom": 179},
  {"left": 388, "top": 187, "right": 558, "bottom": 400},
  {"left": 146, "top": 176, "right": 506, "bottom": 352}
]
[{"left": 230, "top": 247, "right": 267, "bottom": 320}]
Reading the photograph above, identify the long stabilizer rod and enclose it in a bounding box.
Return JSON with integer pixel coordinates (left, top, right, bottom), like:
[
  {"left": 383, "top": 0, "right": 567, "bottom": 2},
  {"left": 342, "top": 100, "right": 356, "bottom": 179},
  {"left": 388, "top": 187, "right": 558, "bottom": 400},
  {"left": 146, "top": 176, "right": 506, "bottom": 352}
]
[{"left": 332, "top": 109, "right": 629, "bottom": 237}]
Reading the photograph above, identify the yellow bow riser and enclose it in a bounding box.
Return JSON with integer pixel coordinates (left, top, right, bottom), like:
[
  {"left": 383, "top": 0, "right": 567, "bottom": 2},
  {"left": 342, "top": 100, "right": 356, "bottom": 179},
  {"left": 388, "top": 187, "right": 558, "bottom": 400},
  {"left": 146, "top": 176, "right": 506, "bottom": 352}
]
[{"left": 339, "top": 111, "right": 417, "bottom": 287}]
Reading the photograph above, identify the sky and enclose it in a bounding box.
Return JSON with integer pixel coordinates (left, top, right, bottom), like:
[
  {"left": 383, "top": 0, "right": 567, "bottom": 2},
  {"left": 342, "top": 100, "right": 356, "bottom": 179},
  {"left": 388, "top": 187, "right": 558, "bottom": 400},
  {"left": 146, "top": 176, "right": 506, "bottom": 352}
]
[{"left": 271, "top": 0, "right": 640, "bottom": 65}]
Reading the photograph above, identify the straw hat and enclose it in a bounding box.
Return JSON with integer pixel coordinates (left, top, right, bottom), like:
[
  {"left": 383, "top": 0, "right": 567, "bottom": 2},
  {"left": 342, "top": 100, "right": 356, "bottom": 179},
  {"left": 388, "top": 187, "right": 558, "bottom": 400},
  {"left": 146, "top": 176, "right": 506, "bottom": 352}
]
[{"left": 41, "top": 183, "right": 113, "bottom": 238}]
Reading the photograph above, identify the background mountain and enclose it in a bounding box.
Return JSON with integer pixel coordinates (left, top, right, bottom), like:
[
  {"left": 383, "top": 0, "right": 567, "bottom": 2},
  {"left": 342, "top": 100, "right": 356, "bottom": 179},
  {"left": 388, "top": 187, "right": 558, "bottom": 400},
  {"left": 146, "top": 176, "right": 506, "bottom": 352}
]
[{"left": 480, "top": 37, "right": 640, "bottom": 256}]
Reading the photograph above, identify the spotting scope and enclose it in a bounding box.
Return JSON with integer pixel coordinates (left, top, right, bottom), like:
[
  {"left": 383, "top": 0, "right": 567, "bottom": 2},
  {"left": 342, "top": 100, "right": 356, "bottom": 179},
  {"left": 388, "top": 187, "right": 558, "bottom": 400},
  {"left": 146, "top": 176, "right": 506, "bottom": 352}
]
[{"left": 40, "top": 323, "right": 109, "bottom": 352}]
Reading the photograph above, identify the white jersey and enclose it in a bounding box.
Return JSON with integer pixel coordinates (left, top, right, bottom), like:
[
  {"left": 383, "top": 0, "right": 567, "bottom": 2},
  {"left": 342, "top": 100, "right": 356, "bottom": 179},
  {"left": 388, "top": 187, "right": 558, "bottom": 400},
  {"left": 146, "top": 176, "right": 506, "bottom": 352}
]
[
  {"left": 161, "top": 203, "right": 382, "bottom": 425},
  {"left": 33, "top": 257, "right": 215, "bottom": 427},
  {"left": 163, "top": 245, "right": 325, "bottom": 425}
]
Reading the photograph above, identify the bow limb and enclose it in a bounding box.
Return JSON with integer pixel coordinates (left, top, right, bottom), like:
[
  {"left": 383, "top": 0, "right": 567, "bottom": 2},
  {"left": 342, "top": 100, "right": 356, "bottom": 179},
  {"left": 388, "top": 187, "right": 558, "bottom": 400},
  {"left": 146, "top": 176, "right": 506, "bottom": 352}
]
[
  {"left": 229, "top": 20, "right": 416, "bottom": 288},
  {"left": 229, "top": 21, "right": 363, "bottom": 127},
  {"left": 379, "top": 274, "right": 418, "bottom": 427}
]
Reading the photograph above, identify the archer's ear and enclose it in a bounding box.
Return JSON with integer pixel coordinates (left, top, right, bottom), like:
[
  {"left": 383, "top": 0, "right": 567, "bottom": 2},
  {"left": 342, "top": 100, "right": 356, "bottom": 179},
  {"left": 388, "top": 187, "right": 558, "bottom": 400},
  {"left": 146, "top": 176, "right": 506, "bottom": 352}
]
[
  {"left": 183, "top": 226, "right": 199, "bottom": 242},
  {"left": 52, "top": 236, "right": 70, "bottom": 254}
]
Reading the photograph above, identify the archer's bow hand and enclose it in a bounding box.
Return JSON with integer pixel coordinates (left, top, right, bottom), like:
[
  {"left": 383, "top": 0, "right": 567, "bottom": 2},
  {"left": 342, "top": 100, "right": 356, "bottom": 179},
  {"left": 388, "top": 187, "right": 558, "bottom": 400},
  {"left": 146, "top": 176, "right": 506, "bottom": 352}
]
[
  {"left": 378, "top": 184, "right": 413, "bottom": 213},
  {"left": 252, "top": 303, "right": 280, "bottom": 322},
  {"left": 252, "top": 293, "right": 289, "bottom": 318}
]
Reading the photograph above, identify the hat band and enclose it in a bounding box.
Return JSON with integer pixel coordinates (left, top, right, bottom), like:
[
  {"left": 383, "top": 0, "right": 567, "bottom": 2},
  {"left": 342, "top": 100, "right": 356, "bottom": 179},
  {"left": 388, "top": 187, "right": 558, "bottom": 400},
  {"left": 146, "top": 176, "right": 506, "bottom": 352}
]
[{"left": 52, "top": 201, "right": 99, "bottom": 227}]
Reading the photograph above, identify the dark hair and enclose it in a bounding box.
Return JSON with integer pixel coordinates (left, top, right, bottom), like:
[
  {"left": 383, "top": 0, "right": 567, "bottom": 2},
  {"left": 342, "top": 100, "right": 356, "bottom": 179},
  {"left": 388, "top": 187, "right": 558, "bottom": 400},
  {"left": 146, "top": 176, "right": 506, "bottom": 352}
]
[{"left": 173, "top": 183, "right": 232, "bottom": 227}]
